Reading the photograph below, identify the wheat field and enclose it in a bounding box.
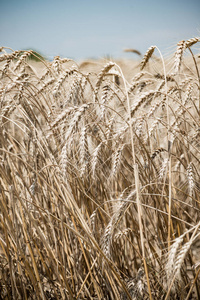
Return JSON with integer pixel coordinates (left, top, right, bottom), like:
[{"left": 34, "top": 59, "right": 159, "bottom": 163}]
[{"left": 0, "top": 38, "right": 200, "bottom": 299}]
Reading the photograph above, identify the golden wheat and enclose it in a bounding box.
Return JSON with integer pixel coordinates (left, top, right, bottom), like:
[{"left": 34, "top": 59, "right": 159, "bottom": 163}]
[{"left": 0, "top": 38, "right": 200, "bottom": 299}]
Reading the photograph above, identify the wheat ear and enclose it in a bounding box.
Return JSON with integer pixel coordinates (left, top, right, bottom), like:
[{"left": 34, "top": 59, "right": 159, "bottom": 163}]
[
  {"left": 174, "top": 40, "right": 185, "bottom": 73},
  {"left": 165, "top": 223, "right": 200, "bottom": 299},
  {"left": 94, "top": 62, "right": 115, "bottom": 101},
  {"left": 140, "top": 46, "right": 156, "bottom": 70},
  {"left": 185, "top": 37, "right": 199, "bottom": 49}
]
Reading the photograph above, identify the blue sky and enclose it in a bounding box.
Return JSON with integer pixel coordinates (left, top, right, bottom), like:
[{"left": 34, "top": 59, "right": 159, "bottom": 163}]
[{"left": 1, "top": 0, "right": 200, "bottom": 60}]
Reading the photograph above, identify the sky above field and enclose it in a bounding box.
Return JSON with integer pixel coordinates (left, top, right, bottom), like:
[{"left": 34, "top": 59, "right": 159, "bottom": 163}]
[{"left": 1, "top": 0, "right": 200, "bottom": 61}]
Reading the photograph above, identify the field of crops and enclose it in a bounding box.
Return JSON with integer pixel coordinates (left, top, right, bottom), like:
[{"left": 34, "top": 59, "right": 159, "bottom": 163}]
[{"left": 0, "top": 38, "right": 200, "bottom": 299}]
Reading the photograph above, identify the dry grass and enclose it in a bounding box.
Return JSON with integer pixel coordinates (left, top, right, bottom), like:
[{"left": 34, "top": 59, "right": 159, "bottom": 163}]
[{"left": 0, "top": 38, "right": 200, "bottom": 299}]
